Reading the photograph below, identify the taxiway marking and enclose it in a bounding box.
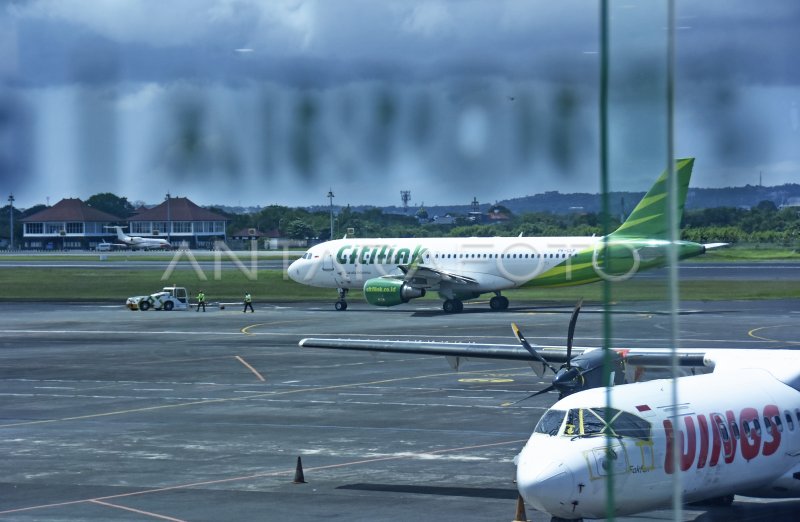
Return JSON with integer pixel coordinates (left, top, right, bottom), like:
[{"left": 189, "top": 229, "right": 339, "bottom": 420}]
[
  {"left": 240, "top": 320, "right": 308, "bottom": 335},
  {"left": 747, "top": 325, "right": 800, "bottom": 345},
  {"left": 89, "top": 500, "right": 187, "bottom": 522},
  {"left": 234, "top": 355, "right": 266, "bottom": 381},
  {"left": 0, "top": 328, "right": 772, "bottom": 344}
]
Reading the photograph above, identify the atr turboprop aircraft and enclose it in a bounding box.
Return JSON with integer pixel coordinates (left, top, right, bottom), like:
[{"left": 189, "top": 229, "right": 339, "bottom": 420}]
[
  {"left": 299, "top": 303, "right": 800, "bottom": 520},
  {"left": 288, "top": 158, "right": 725, "bottom": 313},
  {"left": 106, "top": 226, "right": 171, "bottom": 250}
]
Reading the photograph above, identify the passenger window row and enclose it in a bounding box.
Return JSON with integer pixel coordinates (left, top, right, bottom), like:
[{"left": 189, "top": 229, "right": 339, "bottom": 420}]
[{"left": 433, "top": 252, "right": 576, "bottom": 259}]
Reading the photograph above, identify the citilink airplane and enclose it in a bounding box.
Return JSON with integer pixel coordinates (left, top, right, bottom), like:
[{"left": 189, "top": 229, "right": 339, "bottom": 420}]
[
  {"left": 300, "top": 303, "right": 800, "bottom": 520},
  {"left": 288, "top": 158, "right": 725, "bottom": 313}
]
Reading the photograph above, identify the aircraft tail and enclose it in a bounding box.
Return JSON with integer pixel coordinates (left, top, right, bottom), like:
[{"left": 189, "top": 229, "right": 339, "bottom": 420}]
[
  {"left": 104, "top": 225, "right": 128, "bottom": 242},
  {"left": 609, "top": 158, "right": 694, "bottom": 239}
]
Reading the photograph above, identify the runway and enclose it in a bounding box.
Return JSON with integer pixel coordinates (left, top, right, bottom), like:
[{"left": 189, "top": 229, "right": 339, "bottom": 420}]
[{"left": 1, "top": 300, "right": 799, "bottom": 521}]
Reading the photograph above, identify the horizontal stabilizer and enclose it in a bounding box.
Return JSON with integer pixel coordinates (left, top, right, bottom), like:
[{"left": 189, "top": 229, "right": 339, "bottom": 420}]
[{"left": 702, "top": 243, "right": 728, "bottom": 250}]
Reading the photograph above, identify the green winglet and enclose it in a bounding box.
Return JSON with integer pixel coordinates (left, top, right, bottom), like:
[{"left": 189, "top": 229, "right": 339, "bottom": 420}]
[{"left": 610, "top": 158, "right": 694, "bottom": 239}]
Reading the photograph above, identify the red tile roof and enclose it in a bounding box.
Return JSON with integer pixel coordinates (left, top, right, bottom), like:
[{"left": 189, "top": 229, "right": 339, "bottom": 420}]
[
  {"left": 128, "top": 197, "right": 227, "bottom": 222},
  {"left": 21, "top": 198, "right": 122, "bottom": 222}
]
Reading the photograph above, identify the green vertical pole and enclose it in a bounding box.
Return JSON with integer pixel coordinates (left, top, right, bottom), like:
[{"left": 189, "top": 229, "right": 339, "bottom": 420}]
[
  {"left": 666, "top": 1, "right": 683, "bottom": 520},
  {"left": 599, "top": 1, "right": 615, "bottom": 520}
]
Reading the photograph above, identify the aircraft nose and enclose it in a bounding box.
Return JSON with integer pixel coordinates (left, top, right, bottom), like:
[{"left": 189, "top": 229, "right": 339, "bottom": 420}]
[
  {"left": 516, "top": 448, "right": 577, "bottom": 518},
  {"left": 287, "top": 259, "right": 302, "bottom": 282}
]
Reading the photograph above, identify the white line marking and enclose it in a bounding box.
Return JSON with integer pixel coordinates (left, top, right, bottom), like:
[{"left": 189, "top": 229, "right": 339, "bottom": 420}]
[
  {"left": 0, "top": 329, "right": 776, "bottom": 344},
  {"left": 89, "top": 500, "right": 187, "bottom": 522}
]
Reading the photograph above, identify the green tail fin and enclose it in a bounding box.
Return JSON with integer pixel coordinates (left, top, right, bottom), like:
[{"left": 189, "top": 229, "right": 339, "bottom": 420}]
[{"left": 609, "top": 158, "right": 694, "bottom": 239}]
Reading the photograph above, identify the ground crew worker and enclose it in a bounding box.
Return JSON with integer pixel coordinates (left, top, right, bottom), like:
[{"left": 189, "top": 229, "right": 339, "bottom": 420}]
[
  {"left": 197, "top": 290, "right": 206, "bottom": 312},
  {"left": 243, "top": 292, "right": 254, "bottom": 313}
]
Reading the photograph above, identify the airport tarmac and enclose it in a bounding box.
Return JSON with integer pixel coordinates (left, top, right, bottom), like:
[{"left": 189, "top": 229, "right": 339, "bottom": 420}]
[
  {"left": 1, "top": 299, "right": 799, "bottom": 521},
  {"left": 1, "top": 260, "right": 799, "bottom": 282}
]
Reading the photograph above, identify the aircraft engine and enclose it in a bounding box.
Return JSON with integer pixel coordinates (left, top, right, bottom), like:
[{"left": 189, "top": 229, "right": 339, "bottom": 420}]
[{"left": 363, "top": 278, "right": 426, "bottom": 307}]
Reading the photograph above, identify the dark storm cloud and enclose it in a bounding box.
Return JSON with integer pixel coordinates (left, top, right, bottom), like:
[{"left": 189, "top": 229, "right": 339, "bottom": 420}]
[{"left": 1, "top": 1, "right": 799, "bottom": 207}]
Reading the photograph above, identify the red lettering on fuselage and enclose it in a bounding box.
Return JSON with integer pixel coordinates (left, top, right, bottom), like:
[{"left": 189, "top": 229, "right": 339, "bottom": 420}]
[
  {"left": 762, "top": 404, "right": 782, "bottom": 456},
  {"left": 664, "top": 416, "right": 696, "bottom": 474},
  {"left": 739, "top": 407, "right": 761, "bottom": 461},
  {"left": 663, "top": 404, "right": 782, "bottom": 474},
  {"left": 696, "top": 414, "right": 709, "bottom": 469},
  {"left": 724, "top": 410, "right": 739, "bottom": 464}
]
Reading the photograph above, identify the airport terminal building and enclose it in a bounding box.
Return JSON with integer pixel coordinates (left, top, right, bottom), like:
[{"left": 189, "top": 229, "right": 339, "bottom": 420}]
[
  {"left": 20, "top": 196, "right": 228, "bottom": 250},
  {"left": 21, "top": 198, "right": 122, "bottom": 250},
  {"left": 128, "top": 197, "right": 227, "bottom": 249}
]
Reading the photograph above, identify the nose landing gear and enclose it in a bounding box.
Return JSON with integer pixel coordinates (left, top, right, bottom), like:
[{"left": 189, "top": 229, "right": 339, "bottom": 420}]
[{"left": 335, "top": 288, "right": 349, "bottom": 311}]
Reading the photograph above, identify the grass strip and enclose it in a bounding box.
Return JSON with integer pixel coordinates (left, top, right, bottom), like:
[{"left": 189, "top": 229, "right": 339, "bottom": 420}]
[{"left": 0, "top": 268, "right": 796, "bottom": 302}]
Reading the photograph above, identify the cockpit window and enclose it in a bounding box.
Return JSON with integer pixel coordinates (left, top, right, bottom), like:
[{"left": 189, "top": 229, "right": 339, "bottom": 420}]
[
  {"left": 302, "top": 252, "right": 312, "bottom": 259},
  {"left": 563, "top": 407, "right": 651, "bottom": 441},
  {"left": 534, "top": 409, "right": 566, "bottom": 436}
]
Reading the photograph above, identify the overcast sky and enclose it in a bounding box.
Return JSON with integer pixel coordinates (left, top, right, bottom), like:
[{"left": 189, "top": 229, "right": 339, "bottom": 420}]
[{"left": 1, "top": 0, "right": 799, "bottom": 209}]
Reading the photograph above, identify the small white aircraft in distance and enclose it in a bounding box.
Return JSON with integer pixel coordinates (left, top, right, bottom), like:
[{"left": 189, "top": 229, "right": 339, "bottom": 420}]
[
  {"left": 299, "top": 303, "right": 800, "bottom": 520},
  {"left": 288, "top": 158, "right": 726, "bottom": 313},
  {"left": 105, "top": 226, "right": 171, "bottom": 250}
]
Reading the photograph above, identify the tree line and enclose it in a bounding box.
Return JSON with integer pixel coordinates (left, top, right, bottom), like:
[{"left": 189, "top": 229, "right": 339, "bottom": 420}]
[{"left": 3, "top": 193, "right": 798, "bottom": 249}]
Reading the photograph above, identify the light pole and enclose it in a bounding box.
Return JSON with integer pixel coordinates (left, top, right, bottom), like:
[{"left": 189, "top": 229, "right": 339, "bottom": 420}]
[
  {"left": 327, "top": 189, "right": 335, "bottom": 240},
  {"left": 8, "top": 193, "right": 14, "bottom": 250},
  {"left": 165, "top": 192, "right": 171, "bottom": 245}
]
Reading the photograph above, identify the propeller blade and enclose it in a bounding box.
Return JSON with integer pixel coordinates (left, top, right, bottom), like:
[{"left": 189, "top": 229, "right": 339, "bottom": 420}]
[
  {"left": 505, "top": 385, "right": 556, "bottom": 406},
  {"left": 565, "top": 298, "right": 583, "bottom": 368},
  {"left": 511, "top": 323, "right": 558, "bottom": 374}
]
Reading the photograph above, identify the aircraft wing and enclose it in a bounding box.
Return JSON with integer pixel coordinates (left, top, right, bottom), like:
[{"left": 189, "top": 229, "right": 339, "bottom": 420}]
[
  {"left": 298, "top": 338, "right": 708, "bottom": 369},
  {"left": 396, "top": 264, "right": 478, "bottom": 286}
]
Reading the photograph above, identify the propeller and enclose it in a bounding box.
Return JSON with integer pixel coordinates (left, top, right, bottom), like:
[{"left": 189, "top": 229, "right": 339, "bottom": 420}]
[
  {"left": 565, "top": 298, "right": 583, "bottom": 369},
  {"left": 511, "top": 322, "right": 557, "bottom": 375},
  {"left": 506, "top": 298, "right": 602, "bottom": 405}
]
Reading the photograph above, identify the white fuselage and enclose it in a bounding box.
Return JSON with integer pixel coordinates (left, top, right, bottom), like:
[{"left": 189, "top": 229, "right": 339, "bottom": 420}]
[
  {"left": 288, "top": 236, "right": 600, "bottom": 291},
  {"left": 516, "top": 369, "right": 800, "bottom": 519},
  {"left": 114, "top": 227, "right": 170, "bottom": 249}
]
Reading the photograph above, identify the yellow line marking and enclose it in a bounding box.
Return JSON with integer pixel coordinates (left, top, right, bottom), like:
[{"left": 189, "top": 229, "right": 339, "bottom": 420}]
[
  {"left": 0, "top": 366, "right": 528, "bottom": 429},
  {"left": 1, "top": 439, "right": 525, "bottom": 516},
  {"left": 89, "top": 500, "right": 187, "bottom": 522},
  {"left": 747, "top": 325, "right": 800, "bottom": 345},
  {"left": 235, "top": 355, "right": 266, "bottom": 382},
  {"left": 240, "top": 320, "right": 307, "bottom": 335},
  {"left": 241, "top": 323, "right": 269, "bottom": 335}
]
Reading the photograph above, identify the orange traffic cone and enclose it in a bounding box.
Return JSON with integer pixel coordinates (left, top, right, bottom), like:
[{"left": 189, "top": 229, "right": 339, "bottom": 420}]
[{"left": 292, "top": 456, "right": 306, "bottom": 484}]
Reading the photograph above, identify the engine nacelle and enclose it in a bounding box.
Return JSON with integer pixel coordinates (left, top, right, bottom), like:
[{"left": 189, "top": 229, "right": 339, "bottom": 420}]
[{"left": 363, "top": 278, "right": 426, "bottom": 307}]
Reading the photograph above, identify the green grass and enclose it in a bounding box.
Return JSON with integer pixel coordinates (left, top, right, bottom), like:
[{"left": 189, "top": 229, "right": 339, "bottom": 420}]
[
  {"left": 0, "top": 252, "right": 300, "bottom": 262},
  {"left": 0, "top": 268, "right": 327, "bottom": 302},
  {"left": 0, "top": 267, "right": 797, "bottom": 302},
  {"left": 701, "top": 244, "right": 800, "bottom": 262}
]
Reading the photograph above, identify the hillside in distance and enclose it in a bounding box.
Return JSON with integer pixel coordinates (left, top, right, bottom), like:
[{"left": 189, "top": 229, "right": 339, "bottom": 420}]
[{"left": 362, "top": 183, "right": 800, "bottom": 217}]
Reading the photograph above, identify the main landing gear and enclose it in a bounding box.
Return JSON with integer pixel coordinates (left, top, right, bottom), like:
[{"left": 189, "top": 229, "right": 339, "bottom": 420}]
[
  {"left": 442, "top": 299, "right": 464, "bottom": 313},
  {"left": 489, "top": 293, "right": 509, "bottom": 311},
  {"left": 441, "top": 293, "right": 509, "bottom": 314},
  {"left": 335, "top": 288, "right": 348, "bottom": 311}
]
